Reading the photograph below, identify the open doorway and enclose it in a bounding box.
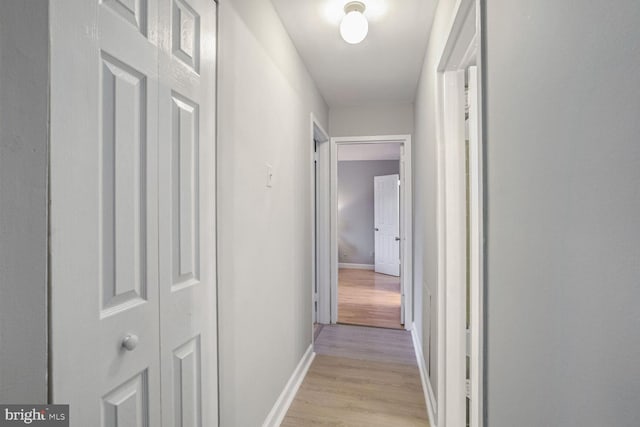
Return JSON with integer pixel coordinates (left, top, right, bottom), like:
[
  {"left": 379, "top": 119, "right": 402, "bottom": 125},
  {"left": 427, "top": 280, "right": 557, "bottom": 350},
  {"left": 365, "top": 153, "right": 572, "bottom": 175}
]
[
  {"left": 319, "top": 135, "right": 412, "bottom": 331},
  {"left": 336, "top": 143, "right": 402, "bottom": 329}
]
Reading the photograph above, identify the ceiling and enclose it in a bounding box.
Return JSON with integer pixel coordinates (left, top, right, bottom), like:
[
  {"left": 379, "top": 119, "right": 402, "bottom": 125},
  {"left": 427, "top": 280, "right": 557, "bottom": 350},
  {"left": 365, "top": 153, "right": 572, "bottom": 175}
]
[
  {"left": 338, "top": 143, "right": 401, "bottom": 161},
  {"left": 271, "top": 0, "right": 438, "bottom": 107}
]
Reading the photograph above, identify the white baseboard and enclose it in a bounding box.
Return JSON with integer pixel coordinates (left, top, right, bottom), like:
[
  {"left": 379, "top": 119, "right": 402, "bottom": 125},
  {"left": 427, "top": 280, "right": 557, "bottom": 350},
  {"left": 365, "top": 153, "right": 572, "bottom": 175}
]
[
  {"left": 338, "top": 263, "right": 374, "bottom": 270},
  {"left": 412, "top": 323, "right": 437, "bottom": 427},
  {"left": 262, "top": 344, "right": 315, "bottom": 427}
]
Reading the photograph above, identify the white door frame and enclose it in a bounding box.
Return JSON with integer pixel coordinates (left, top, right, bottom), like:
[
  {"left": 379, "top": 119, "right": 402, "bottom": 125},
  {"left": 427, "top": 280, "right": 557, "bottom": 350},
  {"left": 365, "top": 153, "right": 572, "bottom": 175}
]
[
  {"left": 328, "top": 135, "right": 413, "bottom": 330},
  {"left": 435, "top": 0, "right": 484, "bottom": 426},
  {"left": 310, "top": 114, "right": 330, "bottom": 330}
]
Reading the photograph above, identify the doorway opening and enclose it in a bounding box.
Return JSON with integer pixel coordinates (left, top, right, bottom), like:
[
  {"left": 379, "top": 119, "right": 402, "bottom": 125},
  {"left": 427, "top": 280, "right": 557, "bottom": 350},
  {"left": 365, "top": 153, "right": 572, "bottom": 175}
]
[
  {"left": 336, "top": 143, "right": 402, "bottom": 329},
  {"left": 315, "top": 135, "right": 413, "bottom": 332}
]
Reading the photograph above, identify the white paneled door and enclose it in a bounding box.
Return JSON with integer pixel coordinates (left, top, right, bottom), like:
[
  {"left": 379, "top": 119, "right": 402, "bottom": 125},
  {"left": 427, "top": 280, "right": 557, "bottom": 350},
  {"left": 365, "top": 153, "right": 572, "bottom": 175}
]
[
  {"left": 374, "top": 174, "right": 400, "bottom": 277},
  {"left": 158, "top": 0, "right": 217, "bottom": 426},
  {"left": 49, "top": 0, "right": 217, "bottom": 425}
]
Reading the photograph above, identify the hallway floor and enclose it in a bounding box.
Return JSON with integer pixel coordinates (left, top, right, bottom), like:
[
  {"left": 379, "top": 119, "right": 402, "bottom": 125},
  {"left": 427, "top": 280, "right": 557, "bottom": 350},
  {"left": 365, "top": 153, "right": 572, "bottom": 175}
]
[
  {"left": 282, "top": 324, "right": 429, "bottom": 426},
  {"left": 338, "top": 268, "right": 403, "bottom": 329}
]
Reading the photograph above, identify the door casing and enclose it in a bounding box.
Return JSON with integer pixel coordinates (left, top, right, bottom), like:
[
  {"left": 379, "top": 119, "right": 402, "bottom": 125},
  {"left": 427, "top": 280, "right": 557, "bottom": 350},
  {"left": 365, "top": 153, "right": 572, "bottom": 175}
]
[
  {"left": 434, "top": 0, "right": 484, "bottom": 426},
  {"left": 325, "top": 135, "right": 413, "bottom": 330},
  {"left": 310, "top": 114, "right": 330, "bottom": 330}
]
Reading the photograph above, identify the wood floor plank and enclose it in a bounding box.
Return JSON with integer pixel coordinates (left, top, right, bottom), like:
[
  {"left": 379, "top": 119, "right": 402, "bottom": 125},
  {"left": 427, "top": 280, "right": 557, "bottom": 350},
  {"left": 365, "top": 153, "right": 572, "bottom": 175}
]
[
  {"left": 314, "top": 323, "right": 324, "bottom": 341},
  {"left": 283, "top": 325, "right": 430, "bottom": 426},
  {"left": 314, "top": 324, "right": 416, "bottom": 366},
  {"left": 338, "top": 268, "right": 403, "bottom": 329}
]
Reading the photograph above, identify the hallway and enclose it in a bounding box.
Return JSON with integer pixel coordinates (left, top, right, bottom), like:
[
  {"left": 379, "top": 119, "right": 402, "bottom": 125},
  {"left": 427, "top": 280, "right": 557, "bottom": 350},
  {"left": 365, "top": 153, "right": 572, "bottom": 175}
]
[
  {"left": 282, "top": 325, "right": 429, "bottom": 426},
  {"left": 2, "top": 0, "right": 639, "bottom": 426}
]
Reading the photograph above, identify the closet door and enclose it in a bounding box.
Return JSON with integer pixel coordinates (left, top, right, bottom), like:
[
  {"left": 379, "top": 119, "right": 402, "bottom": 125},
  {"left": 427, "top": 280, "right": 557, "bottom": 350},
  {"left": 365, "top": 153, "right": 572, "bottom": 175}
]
[
  {"left": 50, "top": 0, "right": 162, "bottom": 425},
  {"left": 157, "top": 0, "right": 218, "bottom": 426}
]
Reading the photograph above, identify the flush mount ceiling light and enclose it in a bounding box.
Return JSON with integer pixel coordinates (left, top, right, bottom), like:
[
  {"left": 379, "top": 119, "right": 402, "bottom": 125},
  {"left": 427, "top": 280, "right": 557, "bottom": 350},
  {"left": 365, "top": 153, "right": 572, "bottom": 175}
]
[{"left": 340, "top": 1, "right": 368, "bottom": 44}]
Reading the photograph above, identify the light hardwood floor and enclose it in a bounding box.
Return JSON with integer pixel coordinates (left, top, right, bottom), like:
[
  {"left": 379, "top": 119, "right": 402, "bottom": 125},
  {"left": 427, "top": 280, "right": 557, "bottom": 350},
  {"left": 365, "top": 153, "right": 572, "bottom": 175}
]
[
  {"left": 338, "top": 268, "right": 402, "bottom": 329},
  {"left": 314, "top": 323, "right": 324, "bottom": 341},
  {"left": 282, "top": 324, "right": 429, "bottom": 426}
]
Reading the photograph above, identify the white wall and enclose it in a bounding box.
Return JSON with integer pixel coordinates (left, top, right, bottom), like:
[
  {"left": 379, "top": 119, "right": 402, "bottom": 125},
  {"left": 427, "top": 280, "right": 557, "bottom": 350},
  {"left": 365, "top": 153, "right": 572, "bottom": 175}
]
[
  {"left": 217, "top": 0, "right": 328, "bottom": 425},
  {"left": 484, "top": 1, "right": 640, "bottom": 425},
  {"left": 413, "top": 0, "right": 459, "bottom": 401},
  {"left": 338, "top": 160, "right": 400, "bottom": 265},
  {"left": 0, "top": 0, "right": 49, "bottom": 403},
  {"left": 329, "top": 103, "right": 414, "bottom": 137}
]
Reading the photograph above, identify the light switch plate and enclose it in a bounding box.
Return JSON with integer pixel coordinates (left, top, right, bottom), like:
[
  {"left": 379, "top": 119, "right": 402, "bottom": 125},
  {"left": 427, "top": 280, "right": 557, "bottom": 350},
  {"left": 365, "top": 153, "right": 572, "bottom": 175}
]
[{"left": 266, "top": 163, "right": 274, "bottom": 188}]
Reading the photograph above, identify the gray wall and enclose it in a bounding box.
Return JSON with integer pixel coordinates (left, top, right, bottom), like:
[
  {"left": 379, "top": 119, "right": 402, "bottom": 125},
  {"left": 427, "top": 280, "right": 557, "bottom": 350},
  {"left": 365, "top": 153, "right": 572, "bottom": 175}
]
[
  {"left": 415, "top": 1, "right": 640, "bottom": 422},
  {"left": 0, "top": 0, "right": 49, "bottom": 403},
  {"left": 329, "top": 103, "right": 414, "bottom": 137},
  {"left": 338, "top": 160, "right": 400, "bottom": 265},
  {"left": 484, "top": 1, "right": 640, "bottom": 425},
  {"left": 217, "top": 0, "right": 328, "bottom": 425}
]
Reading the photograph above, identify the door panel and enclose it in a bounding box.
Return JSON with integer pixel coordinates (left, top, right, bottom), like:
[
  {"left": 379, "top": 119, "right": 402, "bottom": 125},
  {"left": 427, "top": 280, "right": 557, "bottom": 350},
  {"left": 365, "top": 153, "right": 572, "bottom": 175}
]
[
  {"left": 102, "top": 371, "right": 150, "bottom": 427},
  {"left": 102, "top": 0, "right": 149, "bottom": 35},
  {"left": 50, "top": 0, "right": 161, "bottom": 424},
  {"left": 172, "top": 0, "right": 201, "bottom": 72},
  {"left": 172, "top": 337, "right": 202, "bottom": 427},
  {"left": 100, "top": 52, "right": 149, "bottom": 315},
  {"left": 158, "top": 0, "right": 217, "bottom": 426},
  {"left": 50, "top": 0, "right": 217, "bottom": 425},
  {"left": 170, "top": 93, "right": 200, "bottom": 291}
]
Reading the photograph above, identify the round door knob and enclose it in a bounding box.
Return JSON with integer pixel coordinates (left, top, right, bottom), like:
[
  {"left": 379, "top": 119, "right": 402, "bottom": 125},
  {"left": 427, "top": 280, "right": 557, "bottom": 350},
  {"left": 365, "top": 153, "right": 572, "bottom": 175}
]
[{"left": 121, "top": 334, "right": 139, "bottom": 351}]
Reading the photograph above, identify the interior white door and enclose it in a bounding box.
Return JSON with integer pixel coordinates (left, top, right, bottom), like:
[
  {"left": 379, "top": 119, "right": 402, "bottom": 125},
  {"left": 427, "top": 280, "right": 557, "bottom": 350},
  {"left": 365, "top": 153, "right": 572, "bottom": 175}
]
[
  {"left": 49, "top": 0, "right": 217, "bottom": 425},
  {"left": 374, "top": 174, "right": 400, "bottom": 277},
  {"left": 50, "top": 0, "right": 162, "bottom": 424},
  {"left": 158, "top": 0, "right": 218, "bottom": 425}
]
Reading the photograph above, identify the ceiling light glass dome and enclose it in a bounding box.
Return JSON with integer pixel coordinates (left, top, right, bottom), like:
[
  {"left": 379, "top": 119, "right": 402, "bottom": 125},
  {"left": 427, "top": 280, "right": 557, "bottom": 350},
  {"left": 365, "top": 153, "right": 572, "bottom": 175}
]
[{"left": 340, "top": 2, "right": 368, "bottom": 44}]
